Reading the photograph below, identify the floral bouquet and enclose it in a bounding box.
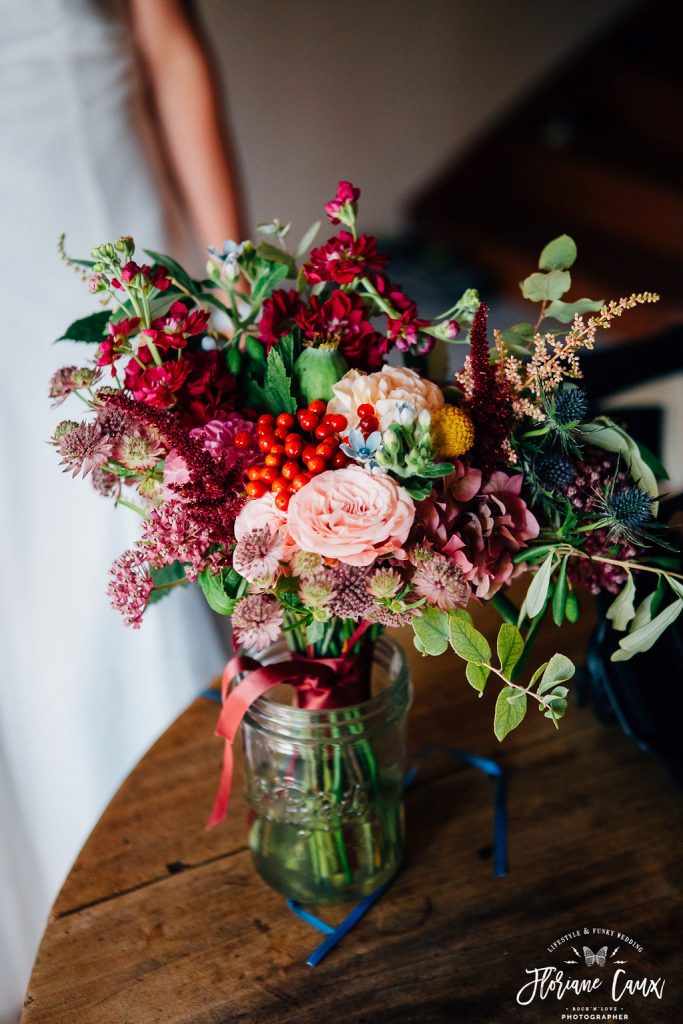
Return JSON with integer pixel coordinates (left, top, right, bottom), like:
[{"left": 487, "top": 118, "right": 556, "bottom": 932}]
[{"left": 50, "top": 182, "right": 680, "bottom": 902}]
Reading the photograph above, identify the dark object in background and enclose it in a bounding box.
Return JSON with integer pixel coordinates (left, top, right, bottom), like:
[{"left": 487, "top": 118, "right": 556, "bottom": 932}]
[{"left": 578, "top": 589, "right": 683, "bottom": 788}]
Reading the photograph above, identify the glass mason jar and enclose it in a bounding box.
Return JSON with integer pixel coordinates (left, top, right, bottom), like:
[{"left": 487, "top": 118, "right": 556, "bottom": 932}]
[{"left": 241, "top": 636, "right": 412, "bottom": 905}]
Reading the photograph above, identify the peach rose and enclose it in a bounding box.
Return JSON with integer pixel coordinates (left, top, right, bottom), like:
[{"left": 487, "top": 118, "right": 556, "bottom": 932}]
[
  {"left": 235, "top": 492, "right": 298, "bottom": 558},
  {"left": 287, "top": 466, "right": 415, "bottom": 567},
  {"left": 327, "top": 365, "right": 444, "bottom": 432}
]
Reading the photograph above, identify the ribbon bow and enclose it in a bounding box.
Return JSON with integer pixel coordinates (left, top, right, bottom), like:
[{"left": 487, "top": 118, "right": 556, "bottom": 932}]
[{"left": 206, "top": 636, "right": 372, "bottom": 829}]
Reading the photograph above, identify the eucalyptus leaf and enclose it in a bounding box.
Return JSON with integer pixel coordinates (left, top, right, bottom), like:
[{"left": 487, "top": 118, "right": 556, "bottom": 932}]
[
  {"left": 538, "top": 234, "right": 577, "bottom": 271},
  {"left": 537, "top": 653, "right": 575, "bottom": 695},
  {"left": 413, "top": 607, "right": 450, "bottom": 656},
  {"left": 526, "top": 552, "right": 555, "bottom": 618},
  {"left": 494, "top": 687, "right": 527, "bottom": 741},
  {"left": 667, "top": 576, "right": 683, "bottom": 601},
  {"left": 466, "top": 661, "right": 489, "bottom": 695},
  {"left": 552, "top": 556, "right": 568, "bottom": 627},
  {"left": 148, "top": 561, "right": 187, "bottom": 605},
  {"left": 545, "top": 297, "right": 604, "bottom": 323},
  {"left": 529, "top": 661, "right": 549, "bottom": 688},
  {"left": 520, "top": 270, "right": 571, "bottom": 302},
  {"left": 448, "top": 610, "right": 491, "bottom": 664},
  {"left": 611, "top": 599, "right": 683, "bottom": 661},
  {"left": 295, "top": 220, "right": 321, "bottom": 258},
  {"left": 497, "top": 623, "right": 524, "bottom": 676},
  {"left": 500, "top": 322, "right": 535, "bottom": 346},
  {"left": 605, "top": 572, "right": 636, "bottom": 632}
]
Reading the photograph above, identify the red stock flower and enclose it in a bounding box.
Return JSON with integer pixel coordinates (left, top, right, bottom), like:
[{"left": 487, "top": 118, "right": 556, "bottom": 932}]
[
  {"left": 303, "top": 231, "right": 386, "bottom": 286},
  {"left": 257, "top": 289, "right": 304, "bottom": 351},
  {"left": 324, "top": 181, "right": 361, "bottom": 224},
  {"left": 124, "top": 349, "right": 190, "bottom": 409},
  {"left": 97, "top": 316, "right": 141, "bottom": 374},
  {"left": 371, "top": 274, "right": 432, "bottom": 356},
  {"left": 179, "top": 349, "right": 237, "bottom": 425},
  {"left": 295, "top": 291, "right": 387, "bottom": 371},
  {"left": 142, "top": 301, "right": 210, "bottom": 352}
]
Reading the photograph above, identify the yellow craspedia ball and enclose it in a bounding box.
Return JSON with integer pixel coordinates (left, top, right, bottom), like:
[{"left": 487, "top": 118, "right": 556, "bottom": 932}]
[{"left": 431, "top": 405, "right": 475, "bottom": 457}]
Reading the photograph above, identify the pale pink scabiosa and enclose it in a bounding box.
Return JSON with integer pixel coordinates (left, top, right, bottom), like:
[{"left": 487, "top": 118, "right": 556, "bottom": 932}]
[
  {"left": 49, "top": 366, "right": 99, "bottom": 405},
  {"left": 52, "top": 420, "right": 113, "bottom": 478},
  {"left": 232, "top": 526, "right": 284, "bottom": 585},
  {"left": 107, "top": 549, "right": 154, "bottom": 628},
  {"left": 412, "top": 548, "right": 470, "bottom": 611},
  {"left": 232, "top": 594, "right": 284, "bottom": 652}
]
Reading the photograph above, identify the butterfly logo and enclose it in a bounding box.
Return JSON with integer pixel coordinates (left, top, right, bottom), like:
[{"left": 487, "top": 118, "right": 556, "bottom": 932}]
[{"left": 564, "top": 945, "right": 627, "bottom": 967}]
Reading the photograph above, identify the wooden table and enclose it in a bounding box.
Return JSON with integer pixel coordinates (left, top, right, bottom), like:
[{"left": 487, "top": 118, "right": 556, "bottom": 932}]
[{"left": 22, "top": 608, "right": 683, "bottom": 1023}]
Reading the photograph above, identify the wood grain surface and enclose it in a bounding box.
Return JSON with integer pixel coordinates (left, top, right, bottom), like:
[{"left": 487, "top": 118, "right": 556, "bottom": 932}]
[{"left": 22, "top": 607, "right": 683, "bottom": 1023}]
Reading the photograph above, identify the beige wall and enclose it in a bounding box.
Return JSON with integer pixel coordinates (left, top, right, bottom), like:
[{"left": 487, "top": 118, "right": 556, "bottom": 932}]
[{"left": 199, "top": 0, "right": 633, "bottom": 240}]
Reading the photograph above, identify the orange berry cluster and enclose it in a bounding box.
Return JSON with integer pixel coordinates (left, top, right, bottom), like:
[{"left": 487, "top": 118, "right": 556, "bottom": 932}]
[{"left": 237, "top": 400, "right": 350, "bottom": 511}]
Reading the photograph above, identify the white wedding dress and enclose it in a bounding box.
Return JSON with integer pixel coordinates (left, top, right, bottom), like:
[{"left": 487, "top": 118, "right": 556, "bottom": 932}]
[{"left": 0, "top": 3, "right": 226, "bottom": 1020}]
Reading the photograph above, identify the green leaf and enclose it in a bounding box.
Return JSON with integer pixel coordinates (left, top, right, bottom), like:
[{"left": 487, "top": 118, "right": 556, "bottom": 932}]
[
  {"left": 537, "top": 653, "right": 575, "bottom": 695},
  {"left": 295, "top": 220, "right": 321, "bottom": 259},
  {"left": 449, "top": 609, "right": 491, "bottom": 664},
  {"left": 466, "top": 661, "right": 490, "bottom": 695},
  {"left": 529, "top": 661, "right": 549, "bottom": 688},
  {"left": 668, "top": 576, "right": 683, "bottom": 601},
  {"left": 256, "top": 241, "right": 296, "bottom": 269},
  {"left": 565, "top": 589, "right": 580, "bottom": 623},
  {"left": 500, "top": 322, "right": 535, "bottom": 347},
  {"left": 57, "top": 309, "right": 111, "bottom": 344},
  {"left": 250, "top": 261, "right": 291, "bottom": 304},
  {"left": 520, "top": 270, "right": 571, "bottom": 302},
  {"left": 497, "top": 623, "right": 524, "bottom": 676},
  {"left": 264, "top": 348, "right": 297, "bottom": 415},
  {"left": 198, "top": 567, "right": 245, "bottom": 615},
  {"left": 148, "top": 561, "right": 187, "bottom": 604},
  {"left": 552, "top": 555, "right": 569, "bottom": 627},
  {"left": 544, "top": 297, "right": 604, "bottom": 323},
  {"left": 611, "top": 598, "right": 683, "bottom": 661},
  {"left": 413, "top": 607, "right": 450, "bottom": 656},
  {"left": 494, "top": 687, "right": 527, "bottom": 741},
  {"left": 636, "top": 440, "right": 669, "bottom": 481},
  {"left": 605, "top": 571, "right": 636, "bottom": 632},
  {"left": 538, "top": 234, "right": 577, "bottom": 271},
  {"left": 526, "top": 552, "right": 555, "bottom": 618}
]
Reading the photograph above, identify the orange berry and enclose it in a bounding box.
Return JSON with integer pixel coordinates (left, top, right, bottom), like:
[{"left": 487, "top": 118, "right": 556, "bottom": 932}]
[
  {"left": 247, "top": 466, "right": 262, "bottom": 481},
  {"left": 316, "top": 442, "right": 335, "bottom": 460},
  {"left": 305, "top": 455, "right": 327, "bottom": 475},
  {"left": 291, "top": 473, "right": 311, "bottom": 491},
  {"left": 246, "top": 480, "right": 267, "bottom": 499},
  {"left": 260, "top": 466, "right": 279, "bottom": 485},
  {"left": 258, "top": 435, "right": 274, "bottom": 451},
  {"left": 308, "top": 400, "right": 326, "bottom": 417},
  {"left": 271, "top": 477, "right": 289, "bottom": 494},
  {"left": 332, "top": 451, "right": 350, "bottom": 469},
  {"left": 281, "top": 460, "right": 299, "bottom": 481},
  {"left": 284, "top": 438, "right": 303, "bottom": 458},
  {"left": 275, "top": 491, "right": 290, "bottom": 511},
  {"left": 234, "top": 430, "right": 253, "bottom": 450},
  {"left": 276, "top": 412, "right": 295, "bottom": 430},
  {"left": 328, "top": 414, "right": 347, "bottom": 432},
  {"left": 264, "top": 453, "right": 282, "bottom": 468}
]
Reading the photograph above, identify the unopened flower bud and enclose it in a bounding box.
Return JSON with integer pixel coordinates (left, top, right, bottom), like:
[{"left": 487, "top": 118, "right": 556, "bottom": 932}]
[
  {"left": 53, "top": 420, "right": 79, "bottom": 440},
  {"left": 418, "top": 408, "right": 432, "bottom": 431},
  {"left": 381, "top": 424, "right": 402, "bottom": 456},
  {"left": 394, "top": 401, "right": 417, "bottom": 426},
  {"left": 444, "top": 319, "right": 459, "bottom": 340}
]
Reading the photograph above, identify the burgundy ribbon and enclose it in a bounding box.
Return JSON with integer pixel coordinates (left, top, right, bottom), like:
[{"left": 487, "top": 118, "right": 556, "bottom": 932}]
[{"left": 206, "top": 637, "right": 373, "bottom": 829}]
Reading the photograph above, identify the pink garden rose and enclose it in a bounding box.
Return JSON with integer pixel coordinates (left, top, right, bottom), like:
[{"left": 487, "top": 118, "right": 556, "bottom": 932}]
[
  {"left": 418, "top": 462, "right": 539, "bottom": 599},
  {"left": 327, "top": 365, "right": 444, "bottom": 433},
  {"left": 287, "top": 466, "right": 415, "bottom": 567}
]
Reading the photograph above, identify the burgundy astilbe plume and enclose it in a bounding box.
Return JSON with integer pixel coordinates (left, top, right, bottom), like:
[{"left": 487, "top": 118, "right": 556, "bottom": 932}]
[{"left": 460, "top": 303, "right": 513, "bottom": 471}]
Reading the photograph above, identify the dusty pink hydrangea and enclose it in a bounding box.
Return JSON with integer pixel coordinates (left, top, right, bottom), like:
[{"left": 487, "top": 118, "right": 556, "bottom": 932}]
[{"left": 418, "top": 461, "right": 539, "bottom": 599}]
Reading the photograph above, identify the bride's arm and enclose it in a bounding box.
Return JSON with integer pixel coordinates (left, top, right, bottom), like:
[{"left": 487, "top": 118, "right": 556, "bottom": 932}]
[{"left": 129, "top": 0, "right": 246, "bottom": 250}]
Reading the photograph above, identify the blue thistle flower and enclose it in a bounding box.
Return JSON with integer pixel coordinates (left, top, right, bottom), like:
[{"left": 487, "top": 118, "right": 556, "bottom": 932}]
[
  {"left": 554, "top": 386, "right": 588, "bottom": 426},
  {"left": 607, "top": 486, "right": 653, "bottom": 528},
  {"left": 535, "top": 452, "right": 577, "bottom": 490}
]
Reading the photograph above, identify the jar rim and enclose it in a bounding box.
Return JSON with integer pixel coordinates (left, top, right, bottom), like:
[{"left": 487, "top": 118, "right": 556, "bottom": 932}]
[{"left": 241, "top": 635, "right": 411, "bottom": 740}]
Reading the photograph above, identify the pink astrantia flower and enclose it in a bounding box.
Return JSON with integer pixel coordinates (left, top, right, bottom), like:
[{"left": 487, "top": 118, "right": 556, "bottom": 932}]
[
  {"left": 324, "top": 181, "right": 361, "bottom": 225},
  {"left": 232, "top": 526, "right": 285, "bottom": 585},
  {"left": 418, "top": 462, "right": 539, "bottom": 599},
  {"left": 412, "top": 549, "right": 469, "bottom": 611},
  {"left": 232, "top": 594, "right": 284, "bottom": 652},
  {"left": 287, "top": 466, "right": 415, "bottom": 567},
  {"left": 107, "top": 549, "right": 154, "bottom": 628},
  {"left": 234, "top": 491, "right": 298, "bottom": 559},
  {"left": 52, "top": 421, "right": 113, "bottom": 478},
  {"left": 303, "top": 231, "right": 386, "bottom": 286}
]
